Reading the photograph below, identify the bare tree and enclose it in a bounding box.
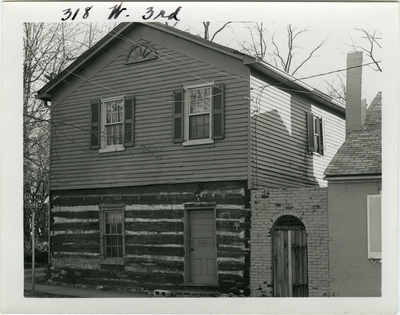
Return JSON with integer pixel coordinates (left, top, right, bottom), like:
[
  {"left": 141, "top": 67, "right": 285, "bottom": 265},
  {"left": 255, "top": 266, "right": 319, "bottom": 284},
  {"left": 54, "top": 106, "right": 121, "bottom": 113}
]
[
  {"left": 322, "top": 28, "right": 382, "bottom": 101},
  {"left": 240, "top": 23, "right": 328, "bottom": 76},
  {"left": 201, "top": 22, "right": 232, "bottom": 42},
  {"left": 239, "top": 23, "right": 268, "bottom": 60},
  {"left": 346, "top": 28, "right": 382, "bottom": 72},
  {"left": 23, "top": 22, "right": 114, "bottom": 260},
  {"left": 270, "top": 25, "right": 328, "bottom": 75},
  {"left": 324, "top": 73, "right": 346, "bottom": 103}
]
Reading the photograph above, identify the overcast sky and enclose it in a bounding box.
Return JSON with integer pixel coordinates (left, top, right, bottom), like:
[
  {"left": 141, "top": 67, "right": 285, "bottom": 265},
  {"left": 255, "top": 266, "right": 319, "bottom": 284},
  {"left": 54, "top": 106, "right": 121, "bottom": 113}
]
[
  {"left": 4, "top": 2, "right": 398, "bottom": 105},
  {"left": 174, "top": 4, "right": 394, "bottom": 105}
]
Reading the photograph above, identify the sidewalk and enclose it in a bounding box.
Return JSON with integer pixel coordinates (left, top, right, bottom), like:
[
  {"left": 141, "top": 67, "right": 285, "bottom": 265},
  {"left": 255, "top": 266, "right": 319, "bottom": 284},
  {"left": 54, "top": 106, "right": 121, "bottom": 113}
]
[{"left": 24, "top": 268, "right": 152, "bottom": 298}]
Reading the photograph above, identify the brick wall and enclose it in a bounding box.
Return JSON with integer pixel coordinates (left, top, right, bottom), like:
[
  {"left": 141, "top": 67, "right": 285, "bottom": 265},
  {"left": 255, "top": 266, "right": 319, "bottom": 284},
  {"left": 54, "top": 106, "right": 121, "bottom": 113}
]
[{"left": 250, "top": 187, "right": 330, "bottom": 297}]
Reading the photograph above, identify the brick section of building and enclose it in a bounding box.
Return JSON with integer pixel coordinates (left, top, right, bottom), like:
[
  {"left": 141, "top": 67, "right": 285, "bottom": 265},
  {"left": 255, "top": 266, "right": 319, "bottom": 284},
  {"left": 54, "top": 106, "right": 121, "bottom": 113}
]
[{"left": 250, "top": 187, "right": 330, "bottom": 297}]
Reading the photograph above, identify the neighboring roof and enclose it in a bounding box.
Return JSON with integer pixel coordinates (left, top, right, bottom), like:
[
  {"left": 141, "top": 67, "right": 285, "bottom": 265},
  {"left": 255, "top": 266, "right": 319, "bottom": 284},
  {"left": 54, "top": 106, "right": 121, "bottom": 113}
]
[
  {"left": 36, "top": 22, "right": 344, "bottom": 115},
  {"left": 324, "top": 92, "right": 382, "bottom": 177}
]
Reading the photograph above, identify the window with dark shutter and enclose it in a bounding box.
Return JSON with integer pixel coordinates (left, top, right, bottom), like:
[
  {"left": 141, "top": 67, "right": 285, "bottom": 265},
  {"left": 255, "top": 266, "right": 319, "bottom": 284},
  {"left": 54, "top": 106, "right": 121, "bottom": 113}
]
[
  {"left": 90, "top": 99, "right": 101, "bottom": 149},
  {"left": 92, "top": 95, "right": 135, "bottom": 153},
  {"left": 177, "top": 82, "right": 225, "bottom": 146},
  {"left": 173, "top": 89, "right": 184, "bottom": 143},
  {"left": 307, "top": 112, "right": 324, "bottom": 155}
]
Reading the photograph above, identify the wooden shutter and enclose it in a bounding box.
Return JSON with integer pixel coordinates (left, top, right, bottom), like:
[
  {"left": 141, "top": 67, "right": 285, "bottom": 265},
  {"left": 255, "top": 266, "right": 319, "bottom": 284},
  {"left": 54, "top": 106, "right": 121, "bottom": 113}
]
[
  {"left": 212, "top": 83, "right": 225, "bottom": 140},
  {"left": 124, "top": 95, "right": 135, "bottom": 147},
  {"left": 173, "top": 89, "right": 184, "bottom": 143},
  {"left": 319, "top": 117, "right": 325, "bottom": 155},
  {"left": 90, "top": 99, "right": 101, "bottom": 149},
  {"left": 367, "top": 195, "right": 382, "bottom": 259},
  {"left": 306, "top": 112, "right": 315, "bottom": 153}
]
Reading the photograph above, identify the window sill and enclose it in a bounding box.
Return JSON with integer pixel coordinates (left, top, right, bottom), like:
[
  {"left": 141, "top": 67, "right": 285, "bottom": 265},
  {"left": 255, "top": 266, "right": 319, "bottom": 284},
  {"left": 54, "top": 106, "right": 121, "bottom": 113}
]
[
  {"left": 99, "top": 145, "right": 125, "bottom": 153},
  {"left": 309, "top": 151, "right": 323, "bottom": 157},
  {"left": 182, "top": 139, "right": 214, "bottom": 146},
  {"left": 101, "top": 258, "right": 125, "bottom": 265}
]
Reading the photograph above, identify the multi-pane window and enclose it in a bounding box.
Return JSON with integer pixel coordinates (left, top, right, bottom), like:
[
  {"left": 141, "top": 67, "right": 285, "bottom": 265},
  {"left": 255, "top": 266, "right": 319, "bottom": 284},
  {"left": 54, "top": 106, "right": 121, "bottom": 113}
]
[
  {"left": 188, "top": 86, "right": 211, "bottom": 140},
  {"left": 100, "top": 208, "right": 125, "bottom": 259},
  {"left": 102, "top": 97, "right": 124, "bottom": 150},
  {"left": 105, "top": 99, "right": 124, "bottom": 146},
  {"left": 90, "top": 95, "right": 134, "bottom": 152},
  {"left": 173, "top": 83, "right": 225, "bottom": 145}
]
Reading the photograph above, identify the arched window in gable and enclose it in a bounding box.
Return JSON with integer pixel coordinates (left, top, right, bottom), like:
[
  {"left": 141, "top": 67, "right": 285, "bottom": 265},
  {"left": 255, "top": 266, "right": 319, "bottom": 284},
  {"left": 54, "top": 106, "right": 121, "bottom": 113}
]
[{"left": 125, "top": 40, "right": 157, "bottom": 64}]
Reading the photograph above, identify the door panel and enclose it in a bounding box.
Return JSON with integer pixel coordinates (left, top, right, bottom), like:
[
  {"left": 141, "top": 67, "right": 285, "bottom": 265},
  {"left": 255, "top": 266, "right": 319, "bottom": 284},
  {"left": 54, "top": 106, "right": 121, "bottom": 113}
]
[
  {"left": 188, "top": 209, "right": 217, "bottom": 284},
  {"left": 273, "top": 229, "right": 308, "bottom": 297}
]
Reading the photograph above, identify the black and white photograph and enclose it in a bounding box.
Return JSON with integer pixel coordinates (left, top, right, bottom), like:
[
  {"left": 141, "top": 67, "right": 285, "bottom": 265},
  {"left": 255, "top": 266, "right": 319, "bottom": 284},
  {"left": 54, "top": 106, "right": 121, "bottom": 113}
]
[{"left": 1, "top": 1, "right": 399, "bottom": 314}]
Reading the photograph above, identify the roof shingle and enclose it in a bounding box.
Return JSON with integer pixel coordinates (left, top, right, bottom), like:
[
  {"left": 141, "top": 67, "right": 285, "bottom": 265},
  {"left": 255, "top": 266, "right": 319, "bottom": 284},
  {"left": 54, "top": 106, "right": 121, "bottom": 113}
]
[{"left": 324, "top": 92, "right": 382, "bottom": 177}]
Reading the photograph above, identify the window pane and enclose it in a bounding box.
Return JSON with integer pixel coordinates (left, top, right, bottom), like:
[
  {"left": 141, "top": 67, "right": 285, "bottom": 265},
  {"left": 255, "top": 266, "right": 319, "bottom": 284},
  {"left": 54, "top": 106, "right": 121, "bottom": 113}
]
[
  {"left": 112, "top": 113, "right": 117, "bottom": 123},
  {"left": 189, "top": 114, "right": 210, "bottom": 140},
  {"left": 117, "top": 223, "right": 122, "bottom": 234},
  {"left": 314, "top": 135, "right": 320, "bottom": 152},
  {"left": 204, "top": 114, "right": 210, "bottom": 138},
  {"left": 107, "top": 126, "right": 112, "bottom": 145},
  {"left": 104, "top": 211, "right": 124, "bottom": 258},
  {"left": 189, "top": 87, "right": 211, "bottom": 114}
]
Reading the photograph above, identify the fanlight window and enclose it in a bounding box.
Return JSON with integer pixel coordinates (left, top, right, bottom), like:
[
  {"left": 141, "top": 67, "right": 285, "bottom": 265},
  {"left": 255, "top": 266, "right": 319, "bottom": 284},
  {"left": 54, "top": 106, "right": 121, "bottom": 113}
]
[{"left": 125, "top": 40, "right": 157, "bottom": 64}]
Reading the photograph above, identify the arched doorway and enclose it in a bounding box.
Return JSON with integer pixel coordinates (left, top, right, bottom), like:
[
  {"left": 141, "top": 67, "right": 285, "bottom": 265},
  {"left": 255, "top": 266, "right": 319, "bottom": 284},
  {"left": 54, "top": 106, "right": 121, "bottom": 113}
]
[{"left": 272, "top": 215, "right": 308, "bottom": 297}]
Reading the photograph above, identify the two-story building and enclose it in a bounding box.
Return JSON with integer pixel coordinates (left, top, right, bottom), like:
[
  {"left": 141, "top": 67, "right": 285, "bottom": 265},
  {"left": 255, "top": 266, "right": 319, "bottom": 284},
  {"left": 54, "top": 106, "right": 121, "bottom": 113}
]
[{"left": 36, "top": 22, "right": 346, "bottom": 296}]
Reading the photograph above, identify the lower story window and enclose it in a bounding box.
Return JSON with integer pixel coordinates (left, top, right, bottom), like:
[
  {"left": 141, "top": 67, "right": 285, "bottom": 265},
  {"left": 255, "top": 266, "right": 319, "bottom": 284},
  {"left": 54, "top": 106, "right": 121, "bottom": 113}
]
[{"left": 100, "top": 206, "right": 125, "bottom": 259}]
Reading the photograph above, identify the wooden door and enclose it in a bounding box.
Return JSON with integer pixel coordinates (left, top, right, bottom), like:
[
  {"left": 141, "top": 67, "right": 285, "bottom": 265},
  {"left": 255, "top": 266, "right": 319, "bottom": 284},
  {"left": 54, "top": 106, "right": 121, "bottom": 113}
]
[
  {"left": 273, "top": 228, "right": 308, "bottom": 297},
  {"left": 188, "top": 209, "right": 217, "bottom": 285}
]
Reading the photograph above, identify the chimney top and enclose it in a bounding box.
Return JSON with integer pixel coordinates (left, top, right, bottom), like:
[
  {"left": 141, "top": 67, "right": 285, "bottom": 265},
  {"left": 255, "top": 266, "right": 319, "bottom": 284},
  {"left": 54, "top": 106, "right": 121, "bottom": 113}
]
[{"left": 346, "top": 52, "right": 366, "bottom": 137}]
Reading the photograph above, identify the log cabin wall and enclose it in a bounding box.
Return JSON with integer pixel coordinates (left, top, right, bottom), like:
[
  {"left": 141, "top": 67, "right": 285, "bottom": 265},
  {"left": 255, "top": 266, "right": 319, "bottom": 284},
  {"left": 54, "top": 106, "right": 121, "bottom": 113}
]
[{"left": 49, "top": 181, "right": 251, "bottom": 295}]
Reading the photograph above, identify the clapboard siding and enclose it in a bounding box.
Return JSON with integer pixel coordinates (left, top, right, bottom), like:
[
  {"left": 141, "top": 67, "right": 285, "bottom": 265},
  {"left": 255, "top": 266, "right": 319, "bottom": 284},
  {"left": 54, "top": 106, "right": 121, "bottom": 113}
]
[
  {"left": 250, "top": 74, "right": 345, "bottom": 189},
  {"left": 50, "top": 32, "right": 249, "bottom": 190}
]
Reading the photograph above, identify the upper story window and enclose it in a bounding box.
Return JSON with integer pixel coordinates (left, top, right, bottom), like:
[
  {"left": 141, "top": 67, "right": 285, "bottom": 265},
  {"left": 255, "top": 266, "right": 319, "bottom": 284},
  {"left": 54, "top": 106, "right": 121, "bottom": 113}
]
[
  {"left": 90, "top": 95, "right": 135, "bottom": 152},
  {"left": 103, "top": 97, "right": 124, "bottom": 150},
  {"left": 173, "top": 83, "right": 225, "bottom": 146},
  {"left": 307, "top": 112, "right": 325, "bottom": 155},
  {"left": 187, "top": 85, "right": 212, "bottom": 141}
]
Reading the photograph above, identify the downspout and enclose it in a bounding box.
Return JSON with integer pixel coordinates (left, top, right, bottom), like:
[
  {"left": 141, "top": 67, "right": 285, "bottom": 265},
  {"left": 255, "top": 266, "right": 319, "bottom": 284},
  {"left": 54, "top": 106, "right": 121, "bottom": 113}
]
[{"left": 46, "top": 99, "right": 52, "bottom": 265}]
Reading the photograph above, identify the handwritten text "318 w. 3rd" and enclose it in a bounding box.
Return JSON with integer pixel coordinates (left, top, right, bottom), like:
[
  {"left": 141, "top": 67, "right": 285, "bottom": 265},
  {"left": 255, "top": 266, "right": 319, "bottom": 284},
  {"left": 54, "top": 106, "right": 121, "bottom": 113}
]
[{"left": 61, "top": 3, "right": 182, "bottom": 21}]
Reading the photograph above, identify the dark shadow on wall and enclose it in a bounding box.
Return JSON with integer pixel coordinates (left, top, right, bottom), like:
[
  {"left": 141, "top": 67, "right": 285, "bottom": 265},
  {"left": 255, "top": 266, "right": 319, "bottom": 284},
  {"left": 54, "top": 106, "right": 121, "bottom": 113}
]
[{"left": 251, "top": 96, "right": 318, "bottom": 189}]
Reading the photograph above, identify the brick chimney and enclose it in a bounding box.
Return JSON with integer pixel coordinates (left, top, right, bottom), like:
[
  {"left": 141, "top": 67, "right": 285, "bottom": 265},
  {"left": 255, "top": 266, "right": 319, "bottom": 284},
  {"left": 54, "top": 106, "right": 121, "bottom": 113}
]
[{"left": 346, "top": 52, "right": 366, "bottom": 136}]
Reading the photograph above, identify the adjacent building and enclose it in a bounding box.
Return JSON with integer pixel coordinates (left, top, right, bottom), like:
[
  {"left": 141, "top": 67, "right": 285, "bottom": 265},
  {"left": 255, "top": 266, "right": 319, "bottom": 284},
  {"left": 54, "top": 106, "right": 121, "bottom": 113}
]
[{"left": 324, "top": 52, "right": 382, "bottom": 297}]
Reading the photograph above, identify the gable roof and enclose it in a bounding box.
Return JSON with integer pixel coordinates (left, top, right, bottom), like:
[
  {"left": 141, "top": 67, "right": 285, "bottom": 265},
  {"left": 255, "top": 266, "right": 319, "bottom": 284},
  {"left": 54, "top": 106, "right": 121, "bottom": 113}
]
[
  {"left": 324, "top": 92, "right": 382, "bottom": 178},
  {"left": 36, "top": 22, "right": 344, "bottom": 114}
]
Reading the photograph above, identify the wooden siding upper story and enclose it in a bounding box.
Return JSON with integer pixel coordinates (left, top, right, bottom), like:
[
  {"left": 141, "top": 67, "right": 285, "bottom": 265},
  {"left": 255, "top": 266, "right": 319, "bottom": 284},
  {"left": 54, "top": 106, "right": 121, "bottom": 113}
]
[
  {"left": 50, "top": 25, "right": 250, "bottom": 191},
  {"left": 250, "top": 74, "right": 345, "bottom": 189}
]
